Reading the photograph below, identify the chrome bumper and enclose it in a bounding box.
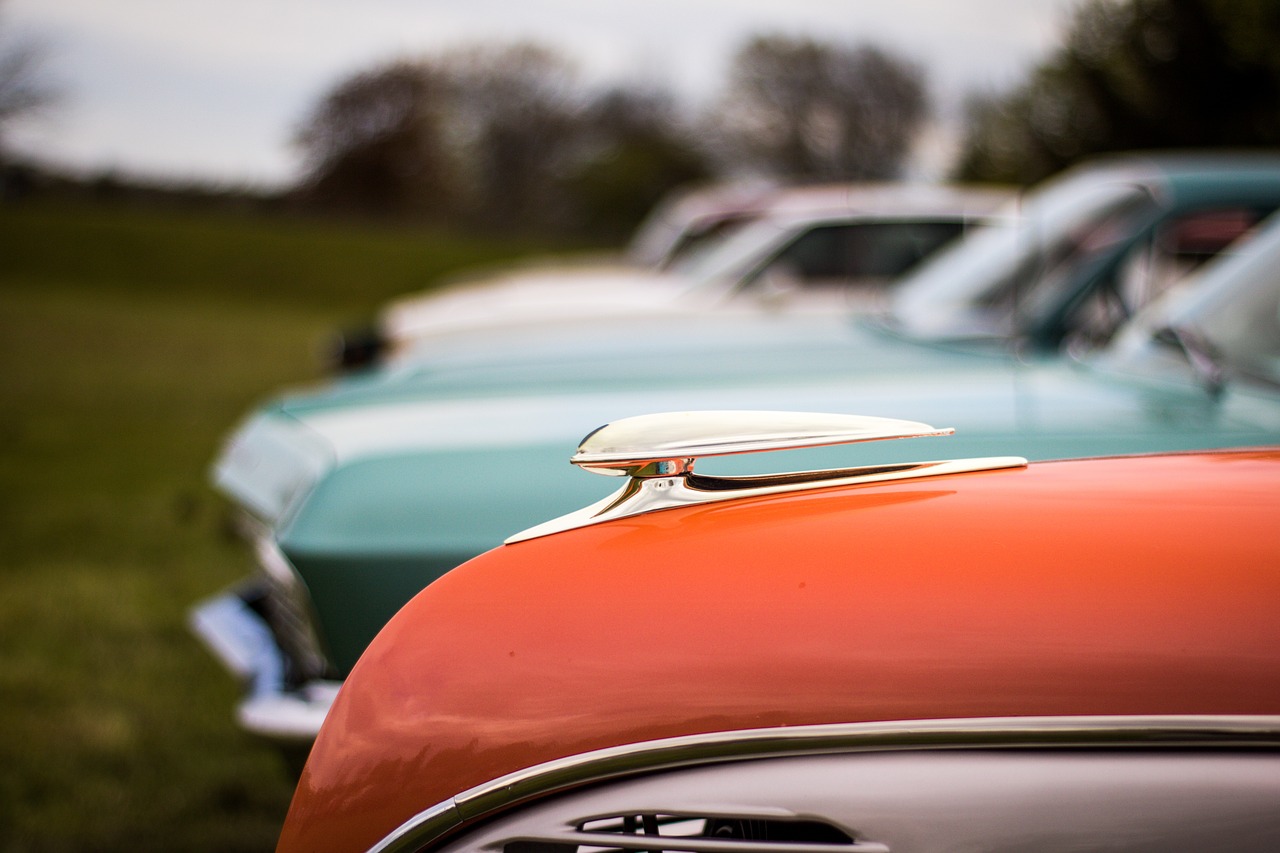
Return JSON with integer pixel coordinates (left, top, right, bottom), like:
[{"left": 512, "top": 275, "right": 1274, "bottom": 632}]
[{"left": 190, "top": 588, "right": 339, "bottom": 743}]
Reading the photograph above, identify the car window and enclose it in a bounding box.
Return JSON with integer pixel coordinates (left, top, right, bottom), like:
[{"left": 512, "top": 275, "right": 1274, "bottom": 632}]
[
  {"left": 991, "top": 186, "right": 1160, "bottom": 317},
  {"left": 890, "top": 174, "right": 1163, "bottom": 339},
  {"left": 665, "top": 217, "right": 784, "bottom": 282},
  {"left": 1099, "top": 212, "right": 1280, "bottom": 389},
  {"left": 1063, "top": 206, "right": 1268, "bottom": 348},
  {"left": 1187, "top": 224, "right": 1280, "bottom": 387},
  {"left": 760, "top": 220, "right": 969, "bottom": 285}
]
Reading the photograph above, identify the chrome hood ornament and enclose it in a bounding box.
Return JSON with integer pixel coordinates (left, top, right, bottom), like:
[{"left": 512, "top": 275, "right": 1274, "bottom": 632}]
[{"left": 506, "top": 411, "right": 1026, "bottom": 544}]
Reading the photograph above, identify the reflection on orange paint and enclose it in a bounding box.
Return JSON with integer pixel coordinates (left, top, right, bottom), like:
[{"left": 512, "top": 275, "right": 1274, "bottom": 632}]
[{"left": 279, "top": 449, "right": 1280, "bottom": 853}]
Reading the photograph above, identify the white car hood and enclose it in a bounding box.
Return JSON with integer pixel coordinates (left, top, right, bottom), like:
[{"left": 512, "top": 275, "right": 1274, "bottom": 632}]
[{"left": 381, "top": 265, "right": 709, "bottom": 346}]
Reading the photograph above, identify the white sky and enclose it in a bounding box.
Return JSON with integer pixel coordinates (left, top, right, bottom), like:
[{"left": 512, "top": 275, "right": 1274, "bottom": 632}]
[{"left": 3, "top": 0, "right": 1079, "bottom": 188}]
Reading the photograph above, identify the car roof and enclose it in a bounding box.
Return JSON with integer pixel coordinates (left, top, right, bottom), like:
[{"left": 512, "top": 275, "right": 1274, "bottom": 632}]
[
  {"left": 283, "top": 447, "right": 1280, "bottom": 853},
  {"left": 757, "top": 181, "right": 1015, "bottom": 224},
  {"left": 1051, "top": 150, "right": 1280, "bottom": 186}
]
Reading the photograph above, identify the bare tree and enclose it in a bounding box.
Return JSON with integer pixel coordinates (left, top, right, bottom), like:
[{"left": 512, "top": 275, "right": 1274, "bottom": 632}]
[
  {"left": 562, "top": 86, "right": 712, "bottom": 239},
  {"left": 436, "top": 42, "right": 588, "bottom": 229},
  {"left": 294, "top": 44, "right": 591, "bottom": 228},
  {"left": 294, "top": 60, "right": 456, "bottom": 218},
  {"left": 711, "top": 36, "right": 929, "bottom": 181},
  {"left": 0, "top": 6, "right": 58, "bottom": 158},
  {"left": 294, "top": 43, "right": 713, "bottom": 234}
]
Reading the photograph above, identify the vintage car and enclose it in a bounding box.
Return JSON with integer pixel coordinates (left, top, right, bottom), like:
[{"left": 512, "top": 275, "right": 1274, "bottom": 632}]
[
  {"left": 369, "top": 182, "right": 1010, "bottom": 358},
  {"left": 621, "top": 178, "right": 780, "bottom": 267},
  {"left": 191, "top": 201, "right": 1280, "bottom": 747},
  {"left": 275, "top": 411, "right": 1280, "bottom": 853},
  {"left": 356, "top": 153, "right": 1280, "bottom": 368},
  {"left": 887, "top": 152, "right": 1280, "bottom": 350},
  {"left": 329, "top": 179, "right": 782, "bottom": 369}
]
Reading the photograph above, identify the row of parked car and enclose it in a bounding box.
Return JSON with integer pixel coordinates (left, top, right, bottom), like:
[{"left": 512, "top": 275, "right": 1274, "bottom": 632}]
[
  {"left": 333, "top": 180, "right": 1014, "bottom": 367},
  {"left": 193, "top": 152, "right": 1280, "bottom": 853}
]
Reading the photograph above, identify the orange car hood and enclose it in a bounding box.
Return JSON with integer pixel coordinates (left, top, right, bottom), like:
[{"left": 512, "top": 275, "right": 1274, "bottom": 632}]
[{"left": 281, "top": 449, "right": 1280, "bottom": 853}]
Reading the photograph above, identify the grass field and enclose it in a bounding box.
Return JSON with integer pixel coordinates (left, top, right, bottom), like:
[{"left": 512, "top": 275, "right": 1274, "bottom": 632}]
[{"left": 0, "top": 201, "right": 586, "bottom": 852}]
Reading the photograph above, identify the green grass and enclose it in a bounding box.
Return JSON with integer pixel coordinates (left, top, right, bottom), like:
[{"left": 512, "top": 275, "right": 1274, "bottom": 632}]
[
  {"left": 0, "top": 201, "right": 588, "bottom": 852},
  {"left": 0, "top": 203, "right": 573, "bottom": 316}
]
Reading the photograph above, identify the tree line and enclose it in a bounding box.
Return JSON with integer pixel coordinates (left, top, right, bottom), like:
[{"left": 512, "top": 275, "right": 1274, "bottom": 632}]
[
  {"left": 956, "top": 0, "right": 1280, "bottom": 183},
  {"left": 2, "top": 0, "right": 1277, "bottom": 230},
  {"left": 291, "top": 36, "right": 929, "bottom": 238},
  {"left": 295, "top": 0, "right": 1280, "bottom": 238}
]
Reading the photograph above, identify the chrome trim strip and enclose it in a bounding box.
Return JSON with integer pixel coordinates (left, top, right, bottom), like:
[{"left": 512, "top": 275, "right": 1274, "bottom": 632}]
[
  {"left": 507, "top": 455, "right": 1027, "bottom": 543},
  {"left": 374, "top": 801, "right": 461, "bottom": 853},
  {"left": 522, "top": 830, "right": 890, "bottom": 853},
  {"left": 367, "top": 715, "right": 1280, "bottom": 853}
]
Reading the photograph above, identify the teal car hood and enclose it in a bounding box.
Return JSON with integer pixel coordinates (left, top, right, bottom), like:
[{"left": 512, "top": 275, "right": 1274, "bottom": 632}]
[
  {"left": 215, "top": 312, "right": 913, "bottom": 525},
  {"left": 257, "top": 310, "right": 1277, "bottom": 556},
  {"left": 214, "top": 204, "right": 1280, "bottom": 677},
  {"left": 217, "top": 297, "right": 1280, "bottom": 675}
]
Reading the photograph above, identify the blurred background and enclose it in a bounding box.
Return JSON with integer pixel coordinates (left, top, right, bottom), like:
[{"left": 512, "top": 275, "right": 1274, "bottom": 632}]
[{"left": 1, "top": 0, "right": 1278, "bottom": 850}]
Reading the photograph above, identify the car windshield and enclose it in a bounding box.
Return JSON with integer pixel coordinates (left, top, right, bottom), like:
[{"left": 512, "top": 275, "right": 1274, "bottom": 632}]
[
  {"left": 655, "top": 214, "right": 757, "bottom": 269},
  {"left": 668, "top": 217, "right": 796, "bottom": 282},
  {"left": 889, "top": 167, "right": 1163, "bottom": 340},
  {"left": 671, "top": 216, "right": 971, "bottom": 291},
  {"left": 1100, "top": 213, "right": 1280, "bottom": 389}
]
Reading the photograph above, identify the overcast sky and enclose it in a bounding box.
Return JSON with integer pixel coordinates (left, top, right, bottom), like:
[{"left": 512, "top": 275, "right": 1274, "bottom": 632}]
[{"left": 3, "top": 0, "right": 1079, "bottom": 188}]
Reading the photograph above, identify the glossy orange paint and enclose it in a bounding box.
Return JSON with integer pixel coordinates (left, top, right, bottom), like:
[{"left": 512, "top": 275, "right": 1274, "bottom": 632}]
[{"left": 278, "top": 450, "right": 1280, "bottom": 853}]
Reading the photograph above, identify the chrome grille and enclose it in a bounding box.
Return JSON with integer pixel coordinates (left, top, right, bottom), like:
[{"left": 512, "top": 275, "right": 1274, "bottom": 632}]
[
  {"left": 236, "top": 514, "right": 331, "bottom": 683},
  {"left": 501, "top": 812, "right": 882, "bottom": 853}
]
